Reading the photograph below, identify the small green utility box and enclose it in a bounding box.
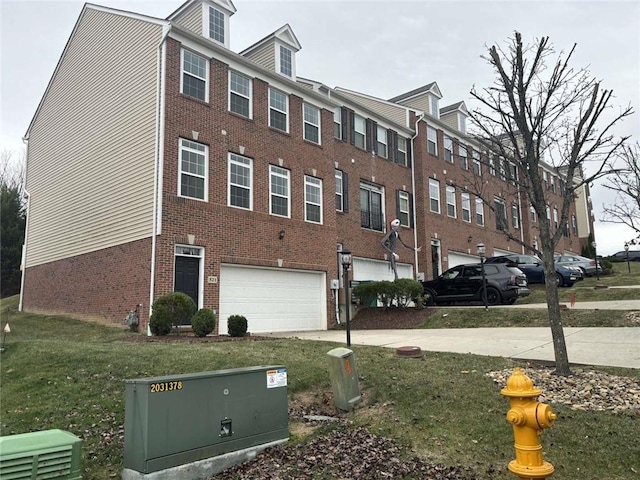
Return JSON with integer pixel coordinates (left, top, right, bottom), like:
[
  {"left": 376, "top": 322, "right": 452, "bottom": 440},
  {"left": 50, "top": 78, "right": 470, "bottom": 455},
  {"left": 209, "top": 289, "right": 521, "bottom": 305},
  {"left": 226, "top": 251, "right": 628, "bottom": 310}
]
[
  {"left": 0, "top": 429, "right": 82, "bottom": 480},
  {"left": 327, "top": 348, "right": 361, "bottom": 411},
  {"left": 123, "top": 366, "right": 288, "bottom": 474}
]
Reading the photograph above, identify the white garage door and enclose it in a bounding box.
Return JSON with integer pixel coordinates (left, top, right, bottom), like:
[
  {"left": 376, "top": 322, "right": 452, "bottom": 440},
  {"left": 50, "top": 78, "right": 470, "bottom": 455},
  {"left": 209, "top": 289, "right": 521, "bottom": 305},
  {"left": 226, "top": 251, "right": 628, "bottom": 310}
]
[
  {"left": 219, "top": 265, "right": 326, "bottom": 334},
  {"left": 352, "top": 257, "right": 413, "bottom": 282},
  {"left": 447, "top": 251, "right": 480, "bottom": 269}
]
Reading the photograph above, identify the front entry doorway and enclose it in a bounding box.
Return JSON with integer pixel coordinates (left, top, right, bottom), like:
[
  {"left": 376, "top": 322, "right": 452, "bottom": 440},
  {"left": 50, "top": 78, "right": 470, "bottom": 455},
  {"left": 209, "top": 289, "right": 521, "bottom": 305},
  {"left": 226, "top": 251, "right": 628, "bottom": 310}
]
[
  {"left": 431, "top": 240, "right": 441, "bottom": 280},
  {"left": 174, "top": 245, "right": 202, "bottom": 324}
]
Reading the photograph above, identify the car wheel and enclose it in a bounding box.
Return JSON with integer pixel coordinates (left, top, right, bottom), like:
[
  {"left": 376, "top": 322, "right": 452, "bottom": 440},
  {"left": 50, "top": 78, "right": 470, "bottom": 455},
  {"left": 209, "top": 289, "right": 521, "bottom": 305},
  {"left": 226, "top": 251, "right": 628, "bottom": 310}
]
[
  {"left": 424, "top": 289, "right": 436, "bottom": 306},
  {"left": 579, "top": 267, "right": 587, "bottom": 277},
  {"left": 555, "top": 273, "right": 565, "bottom": 287},
  {"left": 485, "top": 287, "right": 501, "bottom": 306}
]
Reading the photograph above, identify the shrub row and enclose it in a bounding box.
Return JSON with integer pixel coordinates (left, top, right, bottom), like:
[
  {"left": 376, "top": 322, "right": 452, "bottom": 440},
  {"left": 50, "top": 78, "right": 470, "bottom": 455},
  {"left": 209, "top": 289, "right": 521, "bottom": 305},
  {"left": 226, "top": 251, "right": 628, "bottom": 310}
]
[
  {"left": 352, "top": 278, "right": 424, "bottom": 309},
  {"left": 149, "top": 292, "right": 247, "bottom": 337}
]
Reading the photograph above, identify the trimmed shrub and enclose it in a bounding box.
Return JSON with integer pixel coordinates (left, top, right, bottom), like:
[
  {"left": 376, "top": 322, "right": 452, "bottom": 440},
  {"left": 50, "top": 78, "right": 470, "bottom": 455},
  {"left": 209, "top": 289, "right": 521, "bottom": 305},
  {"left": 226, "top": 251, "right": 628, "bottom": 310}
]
[
  {"left": 394, "top": 278, "right": 423, "bottom": 307},
  {"left": 227, "top": 314, "right": 248, "bottom": 337},
  {"left": 191, "top": 309, "right": 216, "bottom": 337},
  {"left": 352, "top": 278, "right": 424, "bottom": 308},
  {"left": 150, "top": 292, "right": 197, "bottom": 336}
]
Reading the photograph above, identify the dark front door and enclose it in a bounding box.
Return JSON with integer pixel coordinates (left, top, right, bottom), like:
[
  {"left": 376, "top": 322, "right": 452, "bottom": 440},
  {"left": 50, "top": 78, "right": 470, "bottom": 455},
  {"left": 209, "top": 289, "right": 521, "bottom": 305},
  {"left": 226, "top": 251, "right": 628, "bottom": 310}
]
[
  {"left": 431, "top": 244, "right": 440, "bottom": 280},
  {"left": 175, "top": 256, "right": 199, "bottom": 324}
]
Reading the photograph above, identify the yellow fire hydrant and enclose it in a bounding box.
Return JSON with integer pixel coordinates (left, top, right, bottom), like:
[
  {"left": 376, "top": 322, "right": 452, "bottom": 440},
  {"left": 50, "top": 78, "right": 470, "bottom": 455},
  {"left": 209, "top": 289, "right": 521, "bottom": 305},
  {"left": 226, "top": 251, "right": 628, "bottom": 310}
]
[{"left": 501, "top": 367, "right": 557, "bottom": 480}]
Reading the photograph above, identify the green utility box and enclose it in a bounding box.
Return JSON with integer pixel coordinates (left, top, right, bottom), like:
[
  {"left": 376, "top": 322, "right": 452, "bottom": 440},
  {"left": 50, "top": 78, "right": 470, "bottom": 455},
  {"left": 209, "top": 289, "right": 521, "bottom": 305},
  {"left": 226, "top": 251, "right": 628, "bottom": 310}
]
[
  {"left": 327, "top": 348, "right": 361, "bottom": 411},
  {"left": 123, "top": 366, "right": 288, "bottom": 474},
  {"left": 0, "top": 429, "right": 82, "bottom": 480}
]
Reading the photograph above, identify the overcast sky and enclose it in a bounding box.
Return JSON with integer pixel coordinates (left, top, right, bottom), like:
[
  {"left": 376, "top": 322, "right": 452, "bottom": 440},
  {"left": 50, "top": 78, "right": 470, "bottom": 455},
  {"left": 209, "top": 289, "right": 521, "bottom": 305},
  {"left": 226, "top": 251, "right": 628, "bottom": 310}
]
[{"left": 1, "top": 0, "right": 638, "bottom": 255}]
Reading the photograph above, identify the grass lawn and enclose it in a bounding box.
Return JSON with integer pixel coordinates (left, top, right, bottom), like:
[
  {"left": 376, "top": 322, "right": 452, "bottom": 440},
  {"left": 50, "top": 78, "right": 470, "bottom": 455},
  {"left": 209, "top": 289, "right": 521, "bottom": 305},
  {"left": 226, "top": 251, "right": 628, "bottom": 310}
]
[{"left": 1, "top": 293, "right": 639, "bottom": 480}]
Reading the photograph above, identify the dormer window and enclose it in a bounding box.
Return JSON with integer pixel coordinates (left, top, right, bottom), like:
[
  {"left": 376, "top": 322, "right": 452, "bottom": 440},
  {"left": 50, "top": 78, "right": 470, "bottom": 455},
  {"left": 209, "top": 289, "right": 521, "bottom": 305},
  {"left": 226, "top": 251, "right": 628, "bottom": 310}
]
[
  {"left": 458, "top": 113, "right": 467, "bottom": 134},
  {"left": 429, "top": 95, "right": 439, "bottom": 119},
  {"left": 209, "top": 7, "right": 225, "bottom": 43},
  {"left": 278, "top": 45, "right": 293, "bottom": 77}
]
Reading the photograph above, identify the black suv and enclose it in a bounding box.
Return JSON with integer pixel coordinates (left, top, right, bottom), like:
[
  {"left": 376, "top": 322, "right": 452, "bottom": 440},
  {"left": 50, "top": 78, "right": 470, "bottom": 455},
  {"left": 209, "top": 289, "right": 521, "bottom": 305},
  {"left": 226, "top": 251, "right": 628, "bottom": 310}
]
[
  {"left": 422, "top": 263, "right": 530, "bottom": 306},
  {"left": 611, "top": 250, "right": 640, "bottom": 262}
]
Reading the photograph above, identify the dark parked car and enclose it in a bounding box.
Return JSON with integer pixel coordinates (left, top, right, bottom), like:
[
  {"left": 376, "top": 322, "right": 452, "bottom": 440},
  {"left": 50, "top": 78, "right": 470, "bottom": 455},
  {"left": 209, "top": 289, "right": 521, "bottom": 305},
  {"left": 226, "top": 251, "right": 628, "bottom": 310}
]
[
  {"left": 422, "top": 263, "right": 530, "bottom": 306},
  {"left": 611, "top": 250, "right": 640, "bottom": 262},
  {"left": 484, "top": 254, "right": 577, "bottom": 287}
]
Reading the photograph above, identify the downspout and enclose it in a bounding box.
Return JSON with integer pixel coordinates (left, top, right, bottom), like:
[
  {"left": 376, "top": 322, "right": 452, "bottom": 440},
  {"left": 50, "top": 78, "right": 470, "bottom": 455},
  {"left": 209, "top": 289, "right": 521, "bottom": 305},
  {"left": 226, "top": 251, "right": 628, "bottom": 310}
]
[
  {"left": 18, "top": 136, "right": 30, "bottom": 312},
  {"left": 148, "top": 23, "right": 172, "bottom": 335},
  {"left": 410, "top": 111, "right": 425, "bottom": 278}
]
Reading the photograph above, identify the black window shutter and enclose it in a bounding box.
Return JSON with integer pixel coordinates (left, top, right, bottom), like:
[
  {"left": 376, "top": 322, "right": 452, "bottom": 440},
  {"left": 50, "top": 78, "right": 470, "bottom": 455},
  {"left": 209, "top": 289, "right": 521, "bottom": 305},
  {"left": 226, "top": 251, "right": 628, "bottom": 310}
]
[
  {"left": 343, "top": 172, "right": 349, "bottom": 212},
  {"left": 349, "top": 110, "right": 355, "bottom": 145},
  {"left": 341, "top": 107, "right": 348, "bottom": 141},
  {"left": 406, "top": 138, "right": 412, "bottom": 167},
  {"left": 388, "top": 129, "right": 396, "bottom": 162},
  {"left": 366, "top": 119, "right": 375, "bottom": 152},
  {"left": 409, "top": 193, "right": 414, "bottom": 227},
  {"left": 395, "top": 190, "right": 401, "bottom": 220}
]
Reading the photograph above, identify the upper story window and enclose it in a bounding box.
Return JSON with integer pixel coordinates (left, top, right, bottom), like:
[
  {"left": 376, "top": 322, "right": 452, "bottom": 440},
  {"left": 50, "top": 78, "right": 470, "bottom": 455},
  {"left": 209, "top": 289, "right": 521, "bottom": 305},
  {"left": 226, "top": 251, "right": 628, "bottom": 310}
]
[
  {"left": 427, "top": 126, "right": 437, "bottom": 156},
  {"left": 179, "top": 138, "right": 207, "bottom": 201},
  {"left": 530, "top": 205, "right": 537, "bottom": 222},
  {"left": 353, "top": 114, "right": 366, "bottom": 149},
  {"left": 279, "top": 45, "right": 293, "bottom": 77},
  {"left": 229, "top": 71, "right": 252, "bottom": 118},
  {"left": 269, "top": 88, "right": 289, "bottom": 133},
  {"left": 335, "top": 169, "right": 345, "bottom": 212},
  {"left": 333, "top": 108, "right": 342, "bottom": 139},
  {"left": 303, "top": 103, "right": 321, "bottom": 144},
  {"left": 446, "top": 186, "right": 456, "bottom": 218},
  {"left": 472, "top": 150, "right": 481, "bottom": 176},
  {"left": 269, "top": 165, "right": 290, "bottom": 217},
  {"left": 543, "top": 170, "right": 549, "bottom": 189},
  {"left": 397, "top": 190, "right": 410, "bottom": 227},
  {"left": 459, "top": 145, "right": 468, "bottom": 170},
  {"left": 511, "top": 203, "right": 519, "bottom": 228},
  {"left": 376, "top": 125, "right": 388, "bottom": 158},
  {"left": 305, "top": 175, "right": 323, "bottom": 224},
  {"left": 429, "top": 178, "right": 440, "bottom": 214},
  {"left": 553, "top": 207, "right": 559, "bottom": 229},
  {"left": 476, "top": 198, "right": 485, "bottom": 226},
  {"left": 461, "top": 192, "right": 471, "bottom": 222},
  {"left": 489, "top": 156, "right": 497, "bottom": 176},
  {"left": 360, "top": 181, "right": 384, "bottom": 231},
  {"left": 571, "top": 214, "right": 578, "bottom": 234},
  {"left": 397, "top": 136, "right": 407, "bottom": 166},
  {"left": 181, "top": 49, "right": 208, "bottom": 102},
  {"left": 498, "top": 159, "right": 507, "bottom": 181},
  {"left": 495, "top": 198, "right": 507, "bottom": 231},
  {"left": 208, "top": 6, "right": 226, "bottom": 44},
  {"left": 444, "top": 136, "right": 453, "bottom": 163},
  {"left": 228, "top": 152, "right": 252, "bottom": 210},
  {"left": 458, "top": 113, "right": 467, "bottom": 134}
]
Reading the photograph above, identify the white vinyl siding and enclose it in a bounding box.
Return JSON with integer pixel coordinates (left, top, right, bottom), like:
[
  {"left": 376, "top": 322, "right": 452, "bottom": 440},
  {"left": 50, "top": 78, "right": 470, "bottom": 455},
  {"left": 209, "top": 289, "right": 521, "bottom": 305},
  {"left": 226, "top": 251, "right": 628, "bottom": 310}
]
[{"left": 24, "top": 9, "right": 163, "bottom": 267}]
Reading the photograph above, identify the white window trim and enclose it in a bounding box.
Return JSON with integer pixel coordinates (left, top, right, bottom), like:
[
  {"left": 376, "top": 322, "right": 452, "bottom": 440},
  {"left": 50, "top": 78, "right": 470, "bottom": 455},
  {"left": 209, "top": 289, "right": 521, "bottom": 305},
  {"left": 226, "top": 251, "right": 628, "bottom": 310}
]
[
  {"left": 444, "top": 136, "right": 453, "bottom": 163},
  {"left": 269, "top": 165, "right": 290, "bottom": 217},
  {"left": 476, "top": 198, "right": 485, "bottom": 226},
  {"left": 269, "top": 88, "right": 289, "bottom": 133},
  {"left": 458, "top": 113, "right": 467, "bottom": 134},
  {"left": 303, "top": 103, "right": 321, "bottom": 144},
  {"left": 376, "top": 125, "right": 388, "bottom": 158},
  {"left": 333, "top": 107, "right": 342, "bottom": 140},
  {"left": 275, "top": 41, "right": 295, "bottom": 79},
  {"left": 397, "top": 136, "right": 407, "bottom": 165},
  {"left": 354, "top": 114, "right": 366, "bottom": 149},
  {"left": 429, "top": 94, "right": 440, "bottom": 118},
  {"left": 461, "top": 192, "right": 471, "bottom": 223},
  {"left": 335, "top": 169, "right": 344, "bottom": 212},
  {"left": 180, "top": 49, "right": 209, "bottom": 103},
  {"left": 227, "top": 152, "right": 253, "bottom": 211},
  {"left": 360, "top": 181, "right": 385, "bottom": 231},
  {"left": 174, "top": 245, "right": 204, "bottom": 309},
  {"left": 446, "top": 185, "right": 456, "bottom": 218},
  {"left": 459, "top": 145, "right": 468, "bottom": 169},
  {"left": 472, "top": 150, "right": 481, "bottom": 176},
  {"left": 429, "top": 178, "right": 440, "bottom": 214},
  {"left": 399, "top": 190, "right": 410, "bottom": 227},
  {"left": 304, "top": 175, "right": 323, "bottom": 224},
  {"left": 427, "top": 126, "right": 438, "bottom": 156},
  {"left": 205, "top": 5, "right": 228, "bottom": 47},
  {"left": 228, "top": 70, "right": 252, "bottom": 118},
  {"left": 178, "top": 138, "right": 208, "bottom": 202},
  {"left": 511, "top": 204, "right": 519, "bottom": 228}
]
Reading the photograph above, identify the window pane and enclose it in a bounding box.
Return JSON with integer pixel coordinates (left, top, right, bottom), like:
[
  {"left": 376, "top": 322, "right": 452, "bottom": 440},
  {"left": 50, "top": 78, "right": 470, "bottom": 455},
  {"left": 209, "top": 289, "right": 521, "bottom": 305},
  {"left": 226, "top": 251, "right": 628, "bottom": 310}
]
[
  {"left": 271, "top": 110, "right": 287, "bottom": 131},
  {"left": 209, "top": 6, "right": 225, "bottom": 43},
  {"left": 270, "top": 89, "right": 287, "bottom": 111},
  {"left": 230, "top": 94, "right": 249, "bottom": 117},
  {"left": 230, "top": 185, "right": 249, "bottom": 209},
  {"left": 183, "top": 75, "right": 206, "bottom": 101},
  {"left": 280, "top": 45, "right": 292, "bottom": 76},
  {"left": 305, "top": 123, "right": 319, "bottom": 143},
  {"left": 181, "top": 174, "right": 204, "bottom": 199},
  {"left": 272, "top": 196, "right": 288, "bottom": 216}
]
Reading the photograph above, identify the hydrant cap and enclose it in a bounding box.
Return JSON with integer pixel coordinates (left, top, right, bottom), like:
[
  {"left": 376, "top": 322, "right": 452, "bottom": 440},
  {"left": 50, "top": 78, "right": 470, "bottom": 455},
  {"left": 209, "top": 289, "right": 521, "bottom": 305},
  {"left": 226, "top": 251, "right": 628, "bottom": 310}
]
[{"left": 501, "top": 367, "right": 542, "bottom": 398}]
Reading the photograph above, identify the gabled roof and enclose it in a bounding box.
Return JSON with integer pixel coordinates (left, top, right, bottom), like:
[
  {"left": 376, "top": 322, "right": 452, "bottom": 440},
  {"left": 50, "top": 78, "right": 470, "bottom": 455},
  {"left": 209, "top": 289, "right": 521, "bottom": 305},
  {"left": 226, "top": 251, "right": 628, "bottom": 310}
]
[
  {"left": 440, "top": 101, "right": 468, "bottom": 116},
  {"left": 167, "top": 0, "right": 236, "bottom": 21},
  {"left": 388, "top": 82, "right": 442, "bottom": 103},
  {"left": 240, "top": 23, "right": 302, "bottom": 56}
]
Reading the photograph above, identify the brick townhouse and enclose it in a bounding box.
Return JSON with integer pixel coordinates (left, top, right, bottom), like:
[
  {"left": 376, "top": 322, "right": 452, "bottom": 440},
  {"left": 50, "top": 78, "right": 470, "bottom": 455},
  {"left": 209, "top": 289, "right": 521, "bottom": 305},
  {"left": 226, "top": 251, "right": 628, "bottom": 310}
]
[{"left": 20, "top": 0, "right": 583, "bottom": 334}]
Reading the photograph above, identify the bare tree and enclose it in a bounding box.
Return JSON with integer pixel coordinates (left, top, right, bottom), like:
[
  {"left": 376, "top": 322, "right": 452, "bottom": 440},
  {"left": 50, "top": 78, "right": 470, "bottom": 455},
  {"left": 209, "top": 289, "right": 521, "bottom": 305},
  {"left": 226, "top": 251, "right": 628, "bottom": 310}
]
[
  {"left": 601, "top": 143, "right": 640, "bottom": 238},
  {"left": 466, "top": 32, "right": 632, "bottom": 375}
]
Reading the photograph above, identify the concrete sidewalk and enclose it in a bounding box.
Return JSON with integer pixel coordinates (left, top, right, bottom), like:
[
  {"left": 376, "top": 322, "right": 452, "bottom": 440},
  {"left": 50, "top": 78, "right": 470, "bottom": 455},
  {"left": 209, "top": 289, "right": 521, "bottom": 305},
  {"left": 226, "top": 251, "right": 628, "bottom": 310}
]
[{"left": 265, "top": 327, "right": 640, "bottom": 369}]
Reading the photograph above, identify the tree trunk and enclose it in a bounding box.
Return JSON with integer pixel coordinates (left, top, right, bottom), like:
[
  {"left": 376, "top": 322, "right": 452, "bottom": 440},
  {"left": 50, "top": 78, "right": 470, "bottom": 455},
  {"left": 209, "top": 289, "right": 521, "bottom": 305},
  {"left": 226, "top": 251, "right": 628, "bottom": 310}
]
[{"left": 542, "top": 251, "right": 572, "bottom": 376}]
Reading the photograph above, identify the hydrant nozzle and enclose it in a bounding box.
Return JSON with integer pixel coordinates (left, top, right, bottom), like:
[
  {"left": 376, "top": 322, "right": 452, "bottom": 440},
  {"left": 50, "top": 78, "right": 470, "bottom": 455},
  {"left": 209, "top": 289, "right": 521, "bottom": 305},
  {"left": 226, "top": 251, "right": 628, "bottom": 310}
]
[{"left": 501, "top": 368, "right": 556, "bottom": 480}]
